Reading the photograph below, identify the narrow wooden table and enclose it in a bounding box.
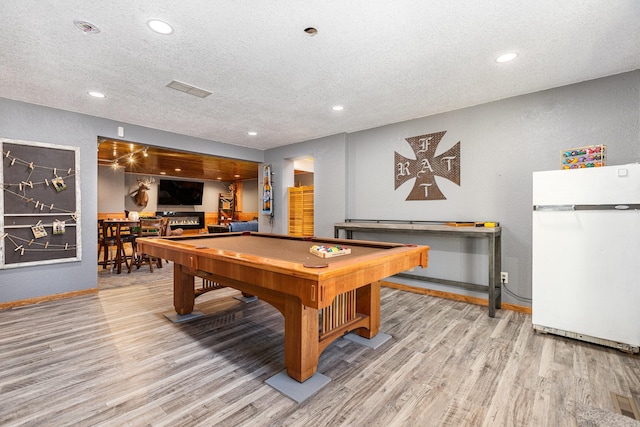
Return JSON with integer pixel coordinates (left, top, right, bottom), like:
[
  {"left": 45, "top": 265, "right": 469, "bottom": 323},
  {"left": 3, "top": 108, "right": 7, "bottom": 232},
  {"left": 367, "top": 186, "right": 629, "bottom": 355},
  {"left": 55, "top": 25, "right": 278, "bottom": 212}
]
[{"left": 136, "top": 232, "right": 429, "bottom": 383}]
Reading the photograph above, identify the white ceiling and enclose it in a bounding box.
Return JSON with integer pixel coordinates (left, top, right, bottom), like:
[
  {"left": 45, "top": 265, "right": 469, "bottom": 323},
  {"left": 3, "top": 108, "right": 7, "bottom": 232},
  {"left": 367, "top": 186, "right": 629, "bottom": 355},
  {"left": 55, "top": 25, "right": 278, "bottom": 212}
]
[{"left": 1, "top": 1, "right": 639, "bottom": 151}]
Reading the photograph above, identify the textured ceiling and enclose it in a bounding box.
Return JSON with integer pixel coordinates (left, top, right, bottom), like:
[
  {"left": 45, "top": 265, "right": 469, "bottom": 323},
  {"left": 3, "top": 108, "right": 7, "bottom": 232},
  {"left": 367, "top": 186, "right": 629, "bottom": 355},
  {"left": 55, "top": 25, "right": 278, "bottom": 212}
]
[{"left": 1, "top": 1, "right": 639, "bottom": 151}]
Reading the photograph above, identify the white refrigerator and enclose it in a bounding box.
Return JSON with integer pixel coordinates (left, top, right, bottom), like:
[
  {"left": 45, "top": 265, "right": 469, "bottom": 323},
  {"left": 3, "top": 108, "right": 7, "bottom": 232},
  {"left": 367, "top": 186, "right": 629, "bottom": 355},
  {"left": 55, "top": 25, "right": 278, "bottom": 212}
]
[{"left": 532, "top": 164, "right": 640, "bottom": 353}]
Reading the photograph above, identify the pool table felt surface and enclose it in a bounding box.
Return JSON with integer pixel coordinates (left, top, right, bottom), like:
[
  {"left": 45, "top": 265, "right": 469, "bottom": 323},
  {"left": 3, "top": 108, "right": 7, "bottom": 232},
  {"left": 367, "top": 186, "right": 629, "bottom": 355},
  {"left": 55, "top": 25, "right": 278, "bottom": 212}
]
[{"left": 167, "top": 233, "right": 394, "bottom": 266}]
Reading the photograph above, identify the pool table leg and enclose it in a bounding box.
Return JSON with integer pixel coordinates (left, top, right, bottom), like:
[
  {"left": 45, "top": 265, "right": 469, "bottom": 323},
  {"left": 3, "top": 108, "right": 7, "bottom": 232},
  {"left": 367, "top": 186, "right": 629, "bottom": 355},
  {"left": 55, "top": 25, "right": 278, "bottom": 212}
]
[
  {"left": 356, "top": 281, "right": 381, "bottom": 339},
  {"left": 174, "top": 263, "right": 195, "bottom": 315},
  {"left": 284, "top": 294, "right": 319, "bottom": 383}
]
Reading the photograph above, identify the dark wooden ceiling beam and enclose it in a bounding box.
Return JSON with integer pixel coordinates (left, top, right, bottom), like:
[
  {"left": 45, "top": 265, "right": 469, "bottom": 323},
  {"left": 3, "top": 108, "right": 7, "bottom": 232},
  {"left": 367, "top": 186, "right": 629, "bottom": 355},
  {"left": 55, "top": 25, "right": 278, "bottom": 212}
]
[{"left": 98, "top": 138, "right": 259, "bottom": 182}]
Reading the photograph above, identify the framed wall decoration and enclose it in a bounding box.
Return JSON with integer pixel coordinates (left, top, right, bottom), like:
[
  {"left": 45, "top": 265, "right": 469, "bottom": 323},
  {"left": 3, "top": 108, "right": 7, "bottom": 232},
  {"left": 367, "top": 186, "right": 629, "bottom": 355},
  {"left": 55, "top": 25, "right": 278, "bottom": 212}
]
[
  {"left": 561, "top": 144, "right": 606, "bottom": 169},
  {"left": 1, "top": 138, "right": 82, "bottom": 269},
  {"left": 262, "top": 164, "right": 273, "bottom": 215}
]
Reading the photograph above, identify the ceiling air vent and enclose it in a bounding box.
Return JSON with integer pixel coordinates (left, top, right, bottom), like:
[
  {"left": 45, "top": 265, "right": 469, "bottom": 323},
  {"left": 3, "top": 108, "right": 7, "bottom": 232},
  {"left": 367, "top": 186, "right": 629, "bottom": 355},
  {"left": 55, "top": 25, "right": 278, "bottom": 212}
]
[
  {"left": 166, "top": 80, "right": 212, "bottom": 98},
  {"left": 74, "top": 19, "right": 101, "bottom": 35}
]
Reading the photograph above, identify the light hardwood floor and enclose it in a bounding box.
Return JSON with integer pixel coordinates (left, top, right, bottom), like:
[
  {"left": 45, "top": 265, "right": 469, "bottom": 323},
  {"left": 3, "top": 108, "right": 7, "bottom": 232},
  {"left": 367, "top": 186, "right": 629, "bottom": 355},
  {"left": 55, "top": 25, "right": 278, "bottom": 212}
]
[{"left": 1, "top": 264, "right": 639, "bottom": 426}]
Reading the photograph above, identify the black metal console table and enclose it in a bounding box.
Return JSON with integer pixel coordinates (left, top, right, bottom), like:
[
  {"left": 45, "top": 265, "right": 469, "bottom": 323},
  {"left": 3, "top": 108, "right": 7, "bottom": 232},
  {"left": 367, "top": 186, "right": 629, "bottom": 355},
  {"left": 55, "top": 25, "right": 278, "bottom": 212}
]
[{"left": 334, "top": 220, "right": 502, "bottom": 317}]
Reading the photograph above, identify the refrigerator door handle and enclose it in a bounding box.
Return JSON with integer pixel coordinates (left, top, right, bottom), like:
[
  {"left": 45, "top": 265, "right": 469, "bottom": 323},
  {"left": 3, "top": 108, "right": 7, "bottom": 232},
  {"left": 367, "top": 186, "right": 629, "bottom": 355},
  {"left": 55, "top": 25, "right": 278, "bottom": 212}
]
[
  {"left": 534, "top": 205, "right": 575, "bottom": 211},
  {"left": 533, "top": 204, "right": 640, "bottom": 211}
]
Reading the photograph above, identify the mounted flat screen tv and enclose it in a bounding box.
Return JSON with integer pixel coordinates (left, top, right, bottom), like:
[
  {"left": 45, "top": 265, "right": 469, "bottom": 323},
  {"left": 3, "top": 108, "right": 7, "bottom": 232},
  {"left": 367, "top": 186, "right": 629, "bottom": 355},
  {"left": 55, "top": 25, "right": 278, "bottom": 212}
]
[{"left": 157, "top": 179, "right": 204, "bottom": 205}]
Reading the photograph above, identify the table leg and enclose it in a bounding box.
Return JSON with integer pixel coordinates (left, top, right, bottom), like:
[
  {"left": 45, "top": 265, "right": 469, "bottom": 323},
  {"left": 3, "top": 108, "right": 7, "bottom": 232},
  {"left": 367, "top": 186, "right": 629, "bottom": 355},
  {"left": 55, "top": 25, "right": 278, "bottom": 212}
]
[
  {"left": 495, "top": 234, "right": 502, "bottom": 309},
  {"left": 488, "top": 234, "right": 502, "bottom": 317},
  {"left": 115, "top": 236, "right": 122, "bottom": 274},
  {"left": 174, "top": 264, "right": 195, "bottom": 315},
  {"left": 355, "top": 281, "right": 381, "bottom": 339},
  {"left": 112, "top": 224, "right": 121, "bottom": 274},
  {"left": 284, "top": 294, "right": 319, "bottom": 383}
]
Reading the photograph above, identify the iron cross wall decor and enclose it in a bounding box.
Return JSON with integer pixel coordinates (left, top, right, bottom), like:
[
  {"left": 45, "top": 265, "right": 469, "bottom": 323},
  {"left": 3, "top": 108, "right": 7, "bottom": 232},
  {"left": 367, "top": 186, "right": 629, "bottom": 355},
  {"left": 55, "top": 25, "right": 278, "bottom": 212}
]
[{"left": 394, "top": 131, "right": 461, "bottom": 200}]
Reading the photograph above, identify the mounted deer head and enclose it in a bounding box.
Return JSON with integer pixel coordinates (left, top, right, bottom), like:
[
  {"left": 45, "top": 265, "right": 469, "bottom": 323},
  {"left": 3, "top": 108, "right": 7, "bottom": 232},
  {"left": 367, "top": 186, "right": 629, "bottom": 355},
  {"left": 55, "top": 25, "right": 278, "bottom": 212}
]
[{"left": 130, "top": 177, "right": 155, "bottom": 207}]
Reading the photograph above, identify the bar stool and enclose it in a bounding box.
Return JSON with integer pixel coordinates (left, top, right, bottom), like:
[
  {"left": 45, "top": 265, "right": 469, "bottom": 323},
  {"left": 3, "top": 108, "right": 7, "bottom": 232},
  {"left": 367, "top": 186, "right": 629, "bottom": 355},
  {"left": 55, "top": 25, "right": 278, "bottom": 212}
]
[
  {"left": 98, "top": 219, "right": 114, "bottom": 270},
  {"left": 135, "top": 217, "right": 164, "bottom": 272},
  {"left": 98, "top": 220, "right": 131, "bottom": 273},
  {"left": 116, "top": 222, "right": 137, "bottom": 273}
]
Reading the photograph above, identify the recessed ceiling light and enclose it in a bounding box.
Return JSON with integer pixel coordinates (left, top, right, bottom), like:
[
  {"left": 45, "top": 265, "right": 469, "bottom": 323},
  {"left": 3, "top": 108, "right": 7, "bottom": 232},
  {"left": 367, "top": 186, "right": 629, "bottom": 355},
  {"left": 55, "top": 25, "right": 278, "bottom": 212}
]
[
  {"left": 332, "top": 105, "right": 344, "bottom": 111},
  {"left": 88, "top": 91, "right": 106, "bottom": 98},
  {"left": 159, "top": 171, "right": 166, "bottom": 175},
  {"left": 234, "top": 174, "right": 240, "bottom": 178},
  {"left": 248, "top": 131, "right": 258, "bottom": 136},
  {"left": 174, "top": 168, "right": 181, "bottom": 172},
  {"left": 147, "top": 19, "right": 174, "bottom": 35},
  {"left": 304, "top": 27, "right": 318, "bottom": 37},
  {"left": 495, "top": 52, "right": 518, "bottom": 63}
]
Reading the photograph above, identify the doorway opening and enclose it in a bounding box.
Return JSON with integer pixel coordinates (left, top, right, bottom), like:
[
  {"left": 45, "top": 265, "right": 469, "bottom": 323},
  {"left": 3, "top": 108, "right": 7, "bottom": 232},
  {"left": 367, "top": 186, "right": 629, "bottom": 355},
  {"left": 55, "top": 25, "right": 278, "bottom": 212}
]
[{"left": 288, "top": 157, "right": 314, "bottom": 236}]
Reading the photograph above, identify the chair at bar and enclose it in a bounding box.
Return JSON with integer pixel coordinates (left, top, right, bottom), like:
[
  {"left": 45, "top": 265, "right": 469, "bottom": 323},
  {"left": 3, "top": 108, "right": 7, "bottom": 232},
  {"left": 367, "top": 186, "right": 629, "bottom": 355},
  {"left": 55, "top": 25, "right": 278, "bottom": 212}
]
[{"left": 134, "top": 217, "right": 166, "bottom": 272}]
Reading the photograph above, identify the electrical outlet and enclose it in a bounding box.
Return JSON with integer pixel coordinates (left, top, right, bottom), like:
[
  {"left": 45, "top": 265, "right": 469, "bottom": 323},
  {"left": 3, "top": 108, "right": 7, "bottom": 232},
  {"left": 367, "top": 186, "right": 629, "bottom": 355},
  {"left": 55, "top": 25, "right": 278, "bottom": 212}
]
[{"left": 501, "top": 272, "right": 508, "bottom": 284}]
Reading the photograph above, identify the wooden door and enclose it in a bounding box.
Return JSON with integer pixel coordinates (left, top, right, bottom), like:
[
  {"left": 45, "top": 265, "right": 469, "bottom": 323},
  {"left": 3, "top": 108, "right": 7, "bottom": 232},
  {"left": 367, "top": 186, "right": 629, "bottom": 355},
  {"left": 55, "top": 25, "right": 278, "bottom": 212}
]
[{"left": 288, "top": 186, "right": 314, "bottom": 236}]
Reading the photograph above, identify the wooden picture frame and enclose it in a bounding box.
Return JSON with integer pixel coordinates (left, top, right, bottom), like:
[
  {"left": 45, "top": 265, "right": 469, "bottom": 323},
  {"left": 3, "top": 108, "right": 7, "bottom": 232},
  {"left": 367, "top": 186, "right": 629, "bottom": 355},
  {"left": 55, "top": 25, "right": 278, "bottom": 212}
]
[{"left": 0, "top": 138, "right": 82, "bottom": 269}]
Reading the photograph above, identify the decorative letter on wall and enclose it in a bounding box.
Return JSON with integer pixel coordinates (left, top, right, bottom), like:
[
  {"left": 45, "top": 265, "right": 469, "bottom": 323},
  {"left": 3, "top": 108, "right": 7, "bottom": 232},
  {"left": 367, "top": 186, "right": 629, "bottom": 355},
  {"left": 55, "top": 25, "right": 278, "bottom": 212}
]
[
  {"left": 1, "top": 138, "right": 81, "bottom": 269},
  {"left": 394, "top": 131, "right": 460, "bottom": 200}
]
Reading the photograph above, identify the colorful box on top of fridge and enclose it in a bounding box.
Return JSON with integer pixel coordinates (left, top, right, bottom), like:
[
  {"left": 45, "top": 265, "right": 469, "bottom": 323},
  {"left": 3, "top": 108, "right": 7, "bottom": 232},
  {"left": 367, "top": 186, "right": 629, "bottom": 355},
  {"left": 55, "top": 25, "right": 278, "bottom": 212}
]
[{"left": 560, "top": 144, "right": 606, "bottom": 169}]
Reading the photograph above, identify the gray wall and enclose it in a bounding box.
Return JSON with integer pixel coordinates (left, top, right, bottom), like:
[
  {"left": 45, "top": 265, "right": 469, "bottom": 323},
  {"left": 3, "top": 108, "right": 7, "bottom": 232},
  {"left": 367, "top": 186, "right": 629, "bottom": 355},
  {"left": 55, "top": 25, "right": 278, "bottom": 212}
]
[
  {"left": 0, "top": 98, "right": 263, "bottom": 302},
  {"left": 2, "top": 71, "right": 639, "bottom": 307},
  {"left": 266, "top": 71, "right": 640, "bottom": 306},
  {"left": 261, "top": 133, "right": 347, "bottom": 236},
  {"left": 98, "top": 165, "right": 125, "bottom": 213}
]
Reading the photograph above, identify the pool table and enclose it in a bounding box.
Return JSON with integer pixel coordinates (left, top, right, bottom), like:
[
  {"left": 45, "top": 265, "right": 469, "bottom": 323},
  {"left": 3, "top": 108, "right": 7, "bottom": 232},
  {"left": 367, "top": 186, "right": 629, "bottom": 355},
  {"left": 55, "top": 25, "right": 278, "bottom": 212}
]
[{"left": 136, "top": 232, "right": 429, "bottom": 383}]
